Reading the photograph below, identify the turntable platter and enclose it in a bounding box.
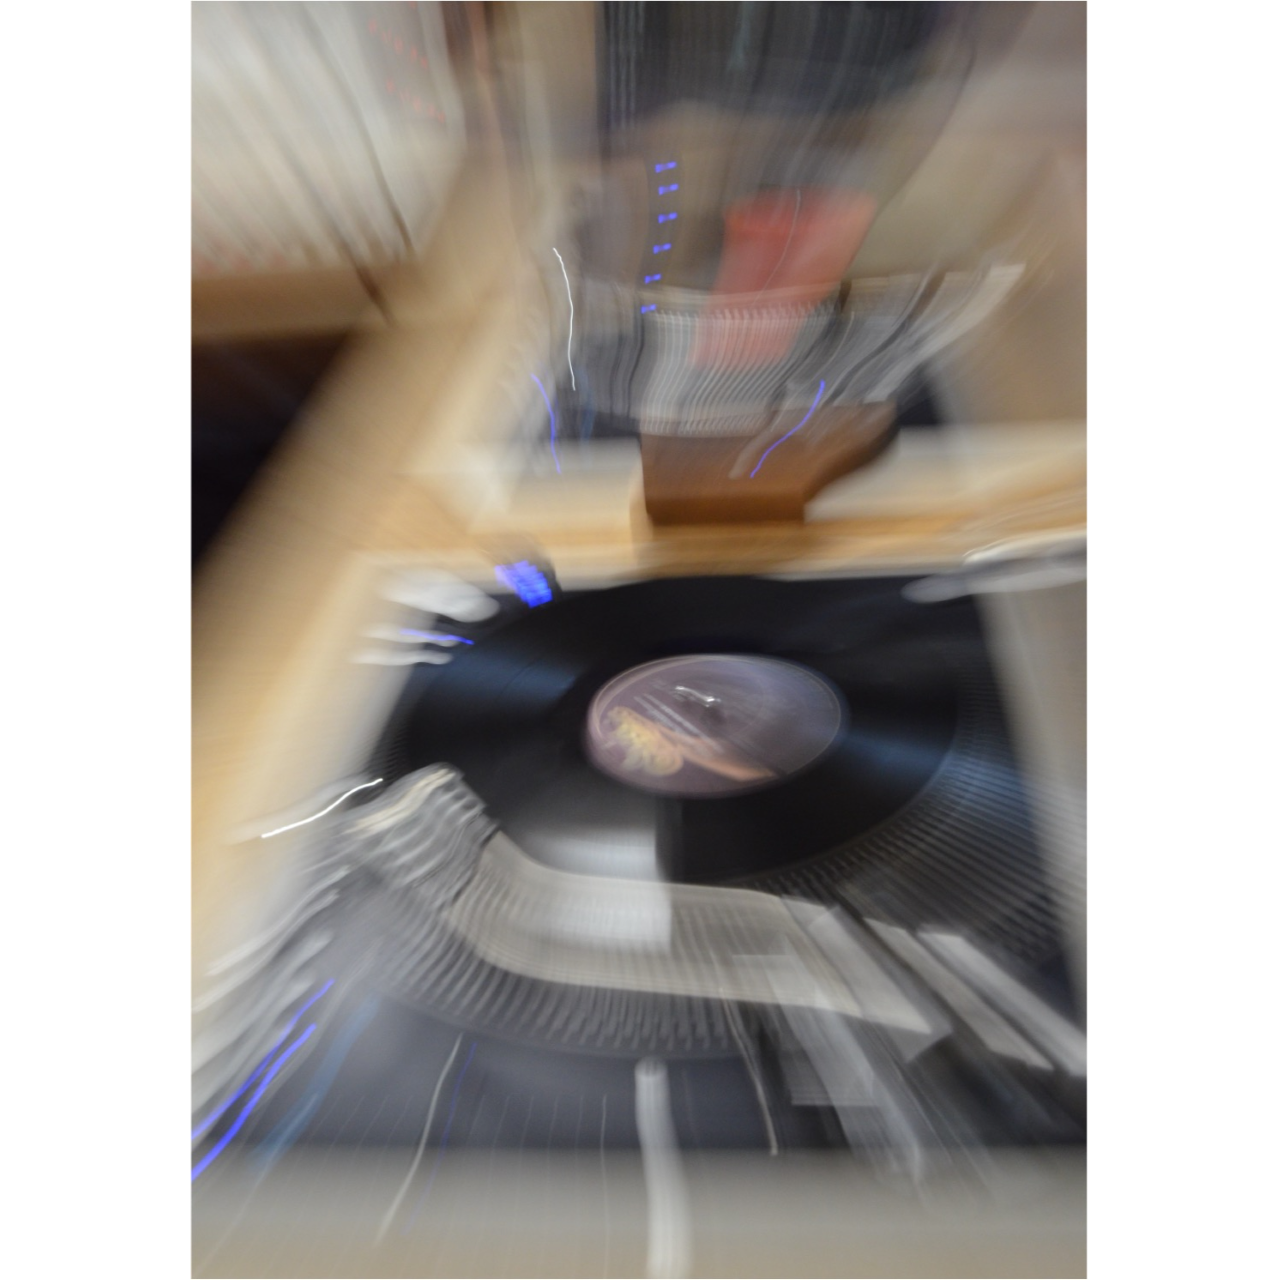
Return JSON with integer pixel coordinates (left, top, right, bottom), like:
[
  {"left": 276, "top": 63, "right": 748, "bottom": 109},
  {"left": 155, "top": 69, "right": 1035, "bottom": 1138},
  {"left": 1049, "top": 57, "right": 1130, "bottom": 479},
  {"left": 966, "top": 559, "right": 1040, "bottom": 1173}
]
[{"left": 375, "top": 575, "right": 962, "bottom": 886}]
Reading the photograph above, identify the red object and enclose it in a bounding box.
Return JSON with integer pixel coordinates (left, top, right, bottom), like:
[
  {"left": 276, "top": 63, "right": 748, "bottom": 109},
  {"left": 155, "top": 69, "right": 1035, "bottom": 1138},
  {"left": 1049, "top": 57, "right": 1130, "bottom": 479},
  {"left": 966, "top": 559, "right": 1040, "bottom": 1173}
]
[{"left": 694, "top": 188, "right": 877, "bottom": 369}]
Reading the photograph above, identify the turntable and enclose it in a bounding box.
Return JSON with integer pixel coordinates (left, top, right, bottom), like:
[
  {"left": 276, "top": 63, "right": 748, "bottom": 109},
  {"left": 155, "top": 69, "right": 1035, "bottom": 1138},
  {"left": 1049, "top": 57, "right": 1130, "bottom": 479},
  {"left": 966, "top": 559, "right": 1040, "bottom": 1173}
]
[
  {"left": 192, "top": 549, "right": 1086, "bottom": 1280},
  {"left": 190, "top": 8, "right": 1085, "bottom": 1274},
  {"left": 192, "top": 257, "right": 1085, "bottom": 1280}
]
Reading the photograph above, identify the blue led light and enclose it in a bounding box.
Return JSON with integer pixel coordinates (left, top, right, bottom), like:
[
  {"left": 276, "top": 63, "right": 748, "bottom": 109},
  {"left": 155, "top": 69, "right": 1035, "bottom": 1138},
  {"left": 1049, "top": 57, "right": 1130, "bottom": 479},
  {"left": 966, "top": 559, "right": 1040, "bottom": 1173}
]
[
  {"left": 399, "top": 630, "right": 474, "bottom": 645},
  {"left": 652, "top": 244, "right": 672, "bottom": 254},
  {"left": 640, "top": 304, "right": 656, "bottom": 314},
  {"left": 657, "top": 212, "right": 678, "bottom": 224},
  {"left": 654, "top": 161, "right": 677, "bottom": 173},
  {"left": 251, "top": 997, "right": 382, "bottom": 1175},
  {"left": 643, "top": 273, "right": 662, "bottom": 284},
  {"left": 749, "top": 381, "right": 826, "bottom": 479},
  {"left": 191, "top": 981, "right": 334, "bottom": 1140},
  {"left": 658, "top": 183, "right": 679, "bottom": 196},
  {"left": 496, "top": 561, "right": 553, "bottom": 608},
  {"left": 192, "top": 1024, "right": 317, "bottom": 1182},
  {"left": 529, "top": 372, "right": 561, "bottom": 475}
]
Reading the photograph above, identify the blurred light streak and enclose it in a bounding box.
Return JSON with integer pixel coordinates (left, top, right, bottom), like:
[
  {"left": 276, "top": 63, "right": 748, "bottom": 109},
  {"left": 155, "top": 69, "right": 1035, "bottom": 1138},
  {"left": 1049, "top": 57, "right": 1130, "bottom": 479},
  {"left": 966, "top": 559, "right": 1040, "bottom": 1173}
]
[
  {"left": 724, "top": 1003, "right": 779, "bottom": 1156},
  {"left": 354, "top": 650, "right": 450, "bottom": 666},
  {"left": 260, "top": 780, "right": 383, "bottom": 838},
  {"left": 403, "top": 1041, "right": 479, "bottom": 1230},
  {"left": 530, "top": 372, "right": 561, "bottom": 474},
  {"left": 192, "top": 980, "right": 335, "bottom": 1140},
  {"left": 376, "top": 1033, "right": 464, "bottom": 1243},
  {"left": 382, "top": 571, "right": 501, "bottom": 621},
  {"left": 551, "top": 247, "right": 576, "bottom": 390},
  {"left": 253, "top": 997, "right": 383, "bottom": 1172},
  {"left": 398, "top": 629, "right": 474, "bottom": 644},
  {"left": 191, "top": 1024, "right": 317, "bottom": 1182},
  {"left": 747, "top": 380, "right": 825, "bottom": 478}
]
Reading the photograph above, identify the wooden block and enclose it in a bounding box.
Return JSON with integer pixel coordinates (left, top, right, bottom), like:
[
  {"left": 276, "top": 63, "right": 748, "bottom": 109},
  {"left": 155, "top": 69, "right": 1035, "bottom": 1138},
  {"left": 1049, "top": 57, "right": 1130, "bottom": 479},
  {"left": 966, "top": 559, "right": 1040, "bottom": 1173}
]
[{"left": 640, "top": 403, "right": 897, "bottom": 525}]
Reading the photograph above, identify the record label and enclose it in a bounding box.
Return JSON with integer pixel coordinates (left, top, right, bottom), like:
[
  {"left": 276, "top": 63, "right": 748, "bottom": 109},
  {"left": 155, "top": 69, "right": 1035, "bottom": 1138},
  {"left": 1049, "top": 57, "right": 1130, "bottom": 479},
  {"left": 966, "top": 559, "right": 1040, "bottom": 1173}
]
[{"left": 584, "top": 654, "right": 845, "bottom": 797}]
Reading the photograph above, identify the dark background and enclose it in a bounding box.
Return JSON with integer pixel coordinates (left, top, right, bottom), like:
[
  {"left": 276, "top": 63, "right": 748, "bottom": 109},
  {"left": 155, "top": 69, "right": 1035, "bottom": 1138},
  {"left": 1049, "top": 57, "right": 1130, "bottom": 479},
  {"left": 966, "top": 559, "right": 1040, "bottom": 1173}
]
[{"left": 192, "top": 335, "right": 350, "bottom": 569}]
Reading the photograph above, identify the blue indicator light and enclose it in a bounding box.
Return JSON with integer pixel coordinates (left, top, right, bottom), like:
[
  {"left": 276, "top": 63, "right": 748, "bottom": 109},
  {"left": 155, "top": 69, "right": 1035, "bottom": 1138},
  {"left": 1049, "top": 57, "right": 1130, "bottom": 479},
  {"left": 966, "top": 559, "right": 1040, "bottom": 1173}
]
[
  {"left": 529, "top": 372, "right": 560, "bottom": 475},
  {"left": 400, "top": 630, "right": 474, "bottom": 644},
  {"left": 749, "top": 381, "right": 827, "bottom": 479},
  {"left": 643, "top": 273, "right": 662, "bottom": 283},
  {"left": 191, "top": 1024, "right": 317, "bottom": 1181},
  {"left": 658, "top": 183, "right": 679, "bottom": 195},
  {"left": 496, "top": 562, "right": 554, "bottom": 608},
  {"left": 657, "top": 212, "right": 678, "bottom": 224},
  {"left": 652, "top": 243, "right": 672, "bottom": 254},
  {"left": 191, "top": 981, "right": 334, "bottom": 1141},
  {"left": 251, "top": 998, "right": 381, "bottom": 1174},
  {"left": 640, "top": 304, "right": 656, "bottom": 314},
  {"left": 654, "top": 161, "right": 677, "bottom": 173}
]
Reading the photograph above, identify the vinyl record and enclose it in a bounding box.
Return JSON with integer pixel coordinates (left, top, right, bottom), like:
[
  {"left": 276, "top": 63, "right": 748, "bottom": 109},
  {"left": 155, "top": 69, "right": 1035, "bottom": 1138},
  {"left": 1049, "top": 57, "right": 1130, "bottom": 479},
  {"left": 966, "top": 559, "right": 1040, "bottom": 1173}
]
[
  {"left": 583, "top": 653, "right": 847, "bottom": 798},
  {"left": 375, "top": 575, "right": 961, "bottom": 886}
]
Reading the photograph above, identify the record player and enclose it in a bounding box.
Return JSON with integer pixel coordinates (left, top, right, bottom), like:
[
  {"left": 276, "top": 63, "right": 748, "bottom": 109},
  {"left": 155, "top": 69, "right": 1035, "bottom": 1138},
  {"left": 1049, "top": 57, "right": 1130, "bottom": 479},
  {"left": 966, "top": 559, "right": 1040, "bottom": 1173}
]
[
  {"left": 192, "top": 381, "right": 1085, "bottom": 1277},
  {"left": 191, "top": 7, "right": 1085, "bottom": 1275},
  {"left": 193, "top": 537, "right": 1085, "bottom": 1280}
]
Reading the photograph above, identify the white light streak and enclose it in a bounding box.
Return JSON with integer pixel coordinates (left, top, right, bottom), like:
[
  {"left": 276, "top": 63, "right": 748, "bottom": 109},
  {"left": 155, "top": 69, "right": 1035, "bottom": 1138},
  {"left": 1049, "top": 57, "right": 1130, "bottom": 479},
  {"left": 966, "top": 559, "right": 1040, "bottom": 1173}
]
[
  {"left": 552, "top": 246, "right": 576, "bottom": 390},
  {"left": 376, "top": 1033, "right": 464, "bottom": 1243},
  {"left": 260, "top": 779, "right": 383, "bottom": 839},
  {"left": 353, "top": 649, "right": 451, "bottom": 666}
]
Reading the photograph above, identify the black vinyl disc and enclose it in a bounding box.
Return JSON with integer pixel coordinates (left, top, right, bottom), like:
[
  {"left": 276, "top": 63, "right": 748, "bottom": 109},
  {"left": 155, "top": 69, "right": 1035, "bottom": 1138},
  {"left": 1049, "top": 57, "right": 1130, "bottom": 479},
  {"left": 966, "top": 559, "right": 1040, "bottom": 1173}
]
[{"left": 375, "top": 575, "right": 962, "bottom": 887}]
